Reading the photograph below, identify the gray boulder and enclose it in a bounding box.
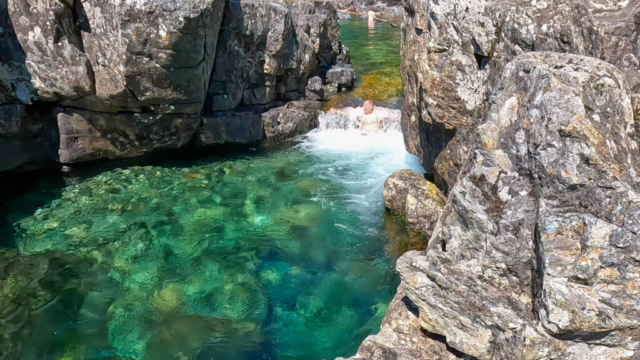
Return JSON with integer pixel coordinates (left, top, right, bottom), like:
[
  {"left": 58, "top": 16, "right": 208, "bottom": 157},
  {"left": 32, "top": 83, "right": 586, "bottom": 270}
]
[
  {"left": 306, "top": 76, "right": 326, "bottom": 101},
  {"left": 326, "top": 66, "right": 356, "bottom": 90},
  {"left": 384, "top": 169, "right": 445, "bottom": 238},
  {"left": 401, "top": 0, "right": 601, "bottom": 189},
  {"left": 337, "top": 43, "right": 351, "bottom": 66},
  {"left": 0, "top": 249, "right": 94, "bottom": 360},
  {"left": 398, "top": 53, "right": 640, "bottom": 360},
  {"left": 6, "top": 0, "right": 93, "bottom": 103},
  {"left": 337, "top": 286, "right": 464, "bottom": 360},
  {"left": 262, "top": 100, "right": 321, "bottom": 141},
  {"left": 69, "top": 0, "right": 225, "bottom": 113},
  {"left": 57, "top": 108, "right": 201, "bottom": 163}
]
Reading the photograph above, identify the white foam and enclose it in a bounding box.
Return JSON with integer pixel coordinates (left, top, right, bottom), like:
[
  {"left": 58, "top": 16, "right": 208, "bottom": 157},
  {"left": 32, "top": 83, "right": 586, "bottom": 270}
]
[{"left": 297, "top": 106, "right": 424, "bottom": 224}]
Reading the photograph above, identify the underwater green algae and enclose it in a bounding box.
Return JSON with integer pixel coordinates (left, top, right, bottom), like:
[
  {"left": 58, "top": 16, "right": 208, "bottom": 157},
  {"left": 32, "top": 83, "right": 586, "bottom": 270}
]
[
  {"left": 351, "top": 68, "right": 403, "bottom": 102},
  {"left": 2, "top": 144, "right": 413, "bottom": 360}
]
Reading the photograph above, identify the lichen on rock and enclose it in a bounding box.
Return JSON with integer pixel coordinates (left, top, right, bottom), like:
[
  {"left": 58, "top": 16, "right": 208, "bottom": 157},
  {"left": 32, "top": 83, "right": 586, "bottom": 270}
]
[{"left": 396, "top": 52, "right": 640, "bottom": 360}]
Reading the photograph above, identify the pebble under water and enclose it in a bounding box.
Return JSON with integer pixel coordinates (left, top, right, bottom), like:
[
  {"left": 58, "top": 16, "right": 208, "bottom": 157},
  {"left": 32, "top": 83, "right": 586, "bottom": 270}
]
[{"left": 0, "top": 18, "right": 419, "bottom": 360}]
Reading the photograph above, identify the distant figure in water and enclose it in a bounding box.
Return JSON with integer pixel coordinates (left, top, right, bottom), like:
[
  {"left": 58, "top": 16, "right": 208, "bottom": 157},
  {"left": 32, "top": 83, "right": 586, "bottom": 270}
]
[
  {"left": 368, "top": 8, "right": 377, "bottom": 22},
  {"left": 368, "top": 8, "right": 377, "bottom": 29}
]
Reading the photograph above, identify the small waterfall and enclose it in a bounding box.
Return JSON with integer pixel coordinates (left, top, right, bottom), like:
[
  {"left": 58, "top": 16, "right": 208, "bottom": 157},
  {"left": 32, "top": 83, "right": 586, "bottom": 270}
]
[
  {"left": 317, "top": 106, "right": 402, "bottom": 132},
  {"left": 298, "top": 106, "right": 424, "bottom": 217}
]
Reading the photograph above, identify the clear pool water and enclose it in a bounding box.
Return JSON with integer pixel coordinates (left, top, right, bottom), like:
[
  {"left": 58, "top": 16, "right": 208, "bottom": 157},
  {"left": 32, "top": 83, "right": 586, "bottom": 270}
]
[{"left": 0, "top": 17, "right": 418, "bottom": 360}]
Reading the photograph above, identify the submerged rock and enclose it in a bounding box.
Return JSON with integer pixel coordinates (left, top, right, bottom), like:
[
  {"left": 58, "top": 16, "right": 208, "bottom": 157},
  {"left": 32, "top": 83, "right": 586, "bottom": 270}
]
[
  {"left": 0, "top": 249, "right": 94, "bottom": 360},
  {"left": 9, "top": 147, "right": 398, "bottom": 359},
  {"left": 383, "top": 169, "right": 444, "bottom": 238},
  {"left": 398, "top": 53, "right": 640, "bottom": 359},
  {"left": 353, "top": 68, "right": 402, "bottom": 103}
]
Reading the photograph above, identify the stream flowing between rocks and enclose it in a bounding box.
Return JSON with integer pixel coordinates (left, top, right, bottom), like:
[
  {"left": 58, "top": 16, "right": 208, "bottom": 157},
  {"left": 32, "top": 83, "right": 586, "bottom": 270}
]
[{"left": 0, "top": 18, "right": 417, "bottom": 360}]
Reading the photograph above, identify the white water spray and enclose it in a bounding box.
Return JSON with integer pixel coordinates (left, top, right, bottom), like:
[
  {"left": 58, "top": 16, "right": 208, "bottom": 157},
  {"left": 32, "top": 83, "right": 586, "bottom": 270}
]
[{"left": 297, "top": 106, "right": 425, "bottom": 228}]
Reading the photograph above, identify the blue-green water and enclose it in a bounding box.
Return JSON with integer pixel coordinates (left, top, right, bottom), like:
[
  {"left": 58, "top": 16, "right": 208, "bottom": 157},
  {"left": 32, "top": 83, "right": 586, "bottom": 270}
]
[{"left": 0, "top": 18, "right": 416, "bottom": 360}]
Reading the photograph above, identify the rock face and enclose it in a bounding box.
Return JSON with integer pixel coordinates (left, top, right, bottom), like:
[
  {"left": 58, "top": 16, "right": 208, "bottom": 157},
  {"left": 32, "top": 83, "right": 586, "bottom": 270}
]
[
  {"left": 596, "top": 1, "right": 640, "bottom": 94},
  {"left": 56, "top": 108, "right": 201, "bottom": 163},
  {"left": 399, "top": 0, "right": 640, "bottom": 190},
  {"left": 262, "top": 100, "right": 322, "bottom": 141},
  {"left": 396, "top": 53, "right": 640, "bottom": 360},
  {"left": 383, "top": 169, "right": 445, "bottom": 238},
  {"left": 332, "top": 0, "right": 404, "bottom": 17},
  {"left": 0, "top": 0, "right": 345, "bottom": 172},
  {"left": 337, "top": 286, "right": 465, "bottom": 360},
  {"left": 206, "top": 0, "right": 340, "bottom": 112}
]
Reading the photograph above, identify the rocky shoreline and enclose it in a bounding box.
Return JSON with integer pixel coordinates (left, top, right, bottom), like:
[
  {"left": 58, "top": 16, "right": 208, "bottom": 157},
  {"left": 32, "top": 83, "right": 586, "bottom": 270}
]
[
  {"left": 347, "top": 0, "right": 640, "bottom": 359},
  {"left": 331, "top": 0, "right": 404, "bottom": 18},
  {"left": 0, "top": 0, "right": 354, "bottom": 173}
]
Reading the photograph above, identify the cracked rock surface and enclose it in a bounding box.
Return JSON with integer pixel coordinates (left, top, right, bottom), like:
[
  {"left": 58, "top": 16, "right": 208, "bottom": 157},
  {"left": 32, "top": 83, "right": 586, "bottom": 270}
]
[
  {"left": 394, "top": 52, "right": 640, "bottom": 360},
  {"left": 0, "top": 0, "right": 343, "bottom": 172},
  {"left": 400, "top": 0, "right": 640, "bottom": 191}
]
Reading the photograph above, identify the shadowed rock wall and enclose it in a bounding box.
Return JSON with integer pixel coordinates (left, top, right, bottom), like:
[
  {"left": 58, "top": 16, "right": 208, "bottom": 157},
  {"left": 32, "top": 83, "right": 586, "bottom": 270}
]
[{"left": 0, "top": 0, "right": 344, "bottom": 172}]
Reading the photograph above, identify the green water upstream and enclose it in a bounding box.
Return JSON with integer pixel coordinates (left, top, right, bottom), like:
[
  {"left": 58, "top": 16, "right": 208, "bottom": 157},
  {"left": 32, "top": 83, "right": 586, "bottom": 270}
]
[
  {"left": 0, "top": 18, "right": 418, "bottom": 360},
  {"left": 327, "top": 17, "right": 403, "bottom": 109}
]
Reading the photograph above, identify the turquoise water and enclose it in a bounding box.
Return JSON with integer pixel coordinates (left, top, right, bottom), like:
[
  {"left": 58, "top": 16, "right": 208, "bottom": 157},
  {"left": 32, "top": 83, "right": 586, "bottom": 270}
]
[{"left": 0, "top": 18, "right": 417, "bottom": 360}]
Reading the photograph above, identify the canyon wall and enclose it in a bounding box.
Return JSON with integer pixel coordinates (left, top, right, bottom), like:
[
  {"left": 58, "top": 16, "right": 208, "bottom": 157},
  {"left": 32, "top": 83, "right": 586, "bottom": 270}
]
[
  {"left": 348, "top": 0, "right": 640, "bottom": 359},
  {"left": 0, "top": 0, "right": 348, "bottom": 172}
]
